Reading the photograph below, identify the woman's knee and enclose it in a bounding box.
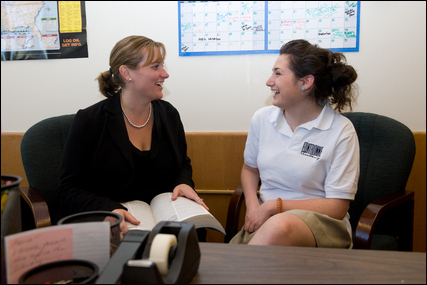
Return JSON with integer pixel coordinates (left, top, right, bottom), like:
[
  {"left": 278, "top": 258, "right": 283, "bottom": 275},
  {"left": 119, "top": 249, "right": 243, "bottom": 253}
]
[
  {"left": 267, "top": 213, "right": 299, "bottom": 237},
  {"left": 251, "top": 213, "right": 315, "bottom": 246}
]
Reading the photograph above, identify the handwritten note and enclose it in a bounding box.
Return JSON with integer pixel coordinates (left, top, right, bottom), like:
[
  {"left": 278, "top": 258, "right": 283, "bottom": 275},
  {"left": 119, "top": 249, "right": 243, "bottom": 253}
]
[
  {"left": 5, "top": 222, "right": 110, "bottom": 284},
  {"left": 5, "top": 226, "right": 73, "bottom": 284}
]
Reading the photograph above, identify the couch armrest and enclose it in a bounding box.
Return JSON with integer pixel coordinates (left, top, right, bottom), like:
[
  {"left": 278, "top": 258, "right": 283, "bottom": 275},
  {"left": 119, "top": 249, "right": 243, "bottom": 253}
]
[
  {"left": 225, "top": 185, "right": 245, "bottom": 243},
  {"left": 20, "top": 186, "right": 52, "bottom": 228},
  {"left": 353, "top": 190, "right": 414, "bottom": 250}
]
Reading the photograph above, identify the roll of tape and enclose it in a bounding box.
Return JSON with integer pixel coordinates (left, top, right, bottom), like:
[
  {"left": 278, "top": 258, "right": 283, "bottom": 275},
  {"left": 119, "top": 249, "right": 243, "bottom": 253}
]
[{"left": 149, "top": 234, "right": 177, "bottom": 276}]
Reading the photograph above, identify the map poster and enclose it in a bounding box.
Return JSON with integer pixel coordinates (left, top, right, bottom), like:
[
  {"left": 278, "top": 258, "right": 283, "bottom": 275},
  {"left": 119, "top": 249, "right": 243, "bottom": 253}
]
[{"left": 1, "top": 1, "right": 88, "bottom": 60}]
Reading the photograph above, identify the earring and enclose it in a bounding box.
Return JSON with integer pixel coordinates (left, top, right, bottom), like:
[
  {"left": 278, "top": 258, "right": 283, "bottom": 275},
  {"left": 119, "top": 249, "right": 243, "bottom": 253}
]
[
  {"left": 301, "top": 87, "right": 306, "bottom": 91},
  {"left": 129, "top": 78, "right": 132, "bottom": 82}
]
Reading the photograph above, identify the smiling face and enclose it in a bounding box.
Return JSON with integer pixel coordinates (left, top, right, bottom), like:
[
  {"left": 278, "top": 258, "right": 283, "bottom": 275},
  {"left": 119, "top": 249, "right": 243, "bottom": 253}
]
[
  {"left": 125, "top": 48, "right": 169, "bottom": 100},
  {"left": 266, "top": 54, "right": 305, "bottom": 110}
]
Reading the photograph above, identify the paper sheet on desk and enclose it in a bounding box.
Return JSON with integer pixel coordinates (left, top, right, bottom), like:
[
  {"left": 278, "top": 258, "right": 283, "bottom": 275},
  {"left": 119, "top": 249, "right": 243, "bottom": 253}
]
[{"left": 5, "top": 222, "right": 110, "bottom": 284}]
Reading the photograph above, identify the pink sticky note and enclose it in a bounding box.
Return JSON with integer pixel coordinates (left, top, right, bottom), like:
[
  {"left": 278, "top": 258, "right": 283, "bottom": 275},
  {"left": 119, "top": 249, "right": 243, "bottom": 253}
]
[{"left": 5, "top": 227, "right": 73, "bottom": 284}]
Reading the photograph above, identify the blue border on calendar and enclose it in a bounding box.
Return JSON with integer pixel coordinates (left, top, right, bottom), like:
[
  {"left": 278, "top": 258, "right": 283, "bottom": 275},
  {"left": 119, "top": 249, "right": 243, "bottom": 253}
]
[{"left": 178, "top": 1, "right": 360, "bottom": 56}]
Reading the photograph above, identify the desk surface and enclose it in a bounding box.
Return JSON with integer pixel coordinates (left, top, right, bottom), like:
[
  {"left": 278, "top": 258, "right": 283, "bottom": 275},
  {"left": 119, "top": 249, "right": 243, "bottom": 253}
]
[{"left": 192, "top": 243, "right": 426, "bottom": 284}]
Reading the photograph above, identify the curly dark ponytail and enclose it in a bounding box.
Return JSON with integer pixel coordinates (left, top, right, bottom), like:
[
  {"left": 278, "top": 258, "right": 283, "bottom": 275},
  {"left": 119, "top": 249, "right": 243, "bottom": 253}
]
[{"left": 280, "top": 40, "right": 358, "bottom": 112}]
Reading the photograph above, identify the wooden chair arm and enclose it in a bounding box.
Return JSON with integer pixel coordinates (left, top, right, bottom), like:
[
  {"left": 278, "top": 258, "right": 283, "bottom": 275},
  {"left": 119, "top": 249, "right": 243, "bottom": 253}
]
[
  {"left": 20, "top": 186, "right": 52, "bottom": 228},
  {"left": 225, "top": 185, "right": 245, "bottom": 243},
  {"left": 353, "top": 190, "right": 414, "bottom": 250}
]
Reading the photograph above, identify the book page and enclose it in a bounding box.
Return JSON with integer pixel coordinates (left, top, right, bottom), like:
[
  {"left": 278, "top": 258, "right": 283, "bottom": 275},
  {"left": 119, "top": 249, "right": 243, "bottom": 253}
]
[
  {"left": 150, "top": 192, "right": 225, "bottom": 234},
  {"left": 183, "top": 214, "right": 225, "bottom": 234},
  {"left": 170, "top": 195, "right": 210, "bottom": 220},
  {"left": 170, "top": 196, "right": 225, "bottom": 234},
  {"left": 150, "top": 193, "right": 178, "bottom": 223},
  {"left": 121, "top": 200, "right": 156, "bottom": 231}
]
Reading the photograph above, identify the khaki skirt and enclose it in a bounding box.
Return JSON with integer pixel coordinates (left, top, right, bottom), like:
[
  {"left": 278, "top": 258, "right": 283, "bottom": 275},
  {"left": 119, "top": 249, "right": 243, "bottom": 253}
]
[{"left": 229, "top": 209, "right": 352, "bottom": 248}]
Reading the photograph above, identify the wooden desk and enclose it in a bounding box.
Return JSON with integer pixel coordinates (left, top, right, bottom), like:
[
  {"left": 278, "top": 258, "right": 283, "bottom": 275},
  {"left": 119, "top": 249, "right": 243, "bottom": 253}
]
[{"left": 192, "top": 243, "right": 426, "bottom": 284}]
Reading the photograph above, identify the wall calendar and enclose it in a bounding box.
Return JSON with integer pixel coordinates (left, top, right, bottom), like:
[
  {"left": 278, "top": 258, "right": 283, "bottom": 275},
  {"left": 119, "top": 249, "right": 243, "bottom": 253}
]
[{"left": 179, "top": 1, "right": 360, "bottom": 56}]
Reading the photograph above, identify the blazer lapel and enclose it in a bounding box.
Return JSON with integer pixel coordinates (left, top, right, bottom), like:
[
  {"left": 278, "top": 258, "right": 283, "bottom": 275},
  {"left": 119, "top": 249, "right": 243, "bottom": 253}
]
[{"left": 104, "top": 93, "right": 134, "bottom": 168}]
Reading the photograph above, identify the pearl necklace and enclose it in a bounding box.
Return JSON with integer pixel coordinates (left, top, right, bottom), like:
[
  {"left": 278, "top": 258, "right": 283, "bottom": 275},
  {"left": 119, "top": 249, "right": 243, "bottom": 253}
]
[{"left": 121, "top": 102, "right": 152, "bottom": 128}]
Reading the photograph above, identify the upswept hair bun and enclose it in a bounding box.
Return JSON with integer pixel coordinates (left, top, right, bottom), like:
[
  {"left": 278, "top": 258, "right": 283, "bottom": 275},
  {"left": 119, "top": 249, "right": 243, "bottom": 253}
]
[{"left": 280, "top": 40, "right": 358, "bottom": 112}]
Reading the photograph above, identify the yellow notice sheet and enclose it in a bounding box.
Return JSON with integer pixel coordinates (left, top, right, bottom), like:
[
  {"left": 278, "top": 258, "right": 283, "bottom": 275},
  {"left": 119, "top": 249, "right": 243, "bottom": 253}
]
[{"left": 59, "top": 1, "right": 82, "bottom": 33}]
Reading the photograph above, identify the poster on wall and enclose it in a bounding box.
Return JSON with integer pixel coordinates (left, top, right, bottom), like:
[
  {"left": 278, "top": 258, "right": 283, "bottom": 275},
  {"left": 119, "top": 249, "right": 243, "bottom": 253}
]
[
  {"left": 179, "top": 1, "right": 360, "bottom": 56},
  {"left": 1, "top": 1, "right": 88, "bottom": 60}
]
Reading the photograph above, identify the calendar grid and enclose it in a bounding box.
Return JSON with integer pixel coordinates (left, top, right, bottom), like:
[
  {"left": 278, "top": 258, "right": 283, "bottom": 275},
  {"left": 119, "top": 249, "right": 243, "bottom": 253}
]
[{"left": 179, "top": 1, "right": 360, "bottom": 56}]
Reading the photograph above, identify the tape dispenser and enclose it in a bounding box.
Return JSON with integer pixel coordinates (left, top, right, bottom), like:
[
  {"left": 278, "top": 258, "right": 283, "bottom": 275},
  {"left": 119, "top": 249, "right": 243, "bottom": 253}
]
[{"left": 98, "top": 221, "right": 201, "bottom": 284}]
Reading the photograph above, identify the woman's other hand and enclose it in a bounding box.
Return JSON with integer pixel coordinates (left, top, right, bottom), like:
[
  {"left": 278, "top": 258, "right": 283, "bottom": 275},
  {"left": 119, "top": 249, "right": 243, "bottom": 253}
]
[
  {"left": 171, "top": 184, "right": 209, "bottom": 211},
  {"left": 112, "top": 208, "right": 140, "bottom": 237}
]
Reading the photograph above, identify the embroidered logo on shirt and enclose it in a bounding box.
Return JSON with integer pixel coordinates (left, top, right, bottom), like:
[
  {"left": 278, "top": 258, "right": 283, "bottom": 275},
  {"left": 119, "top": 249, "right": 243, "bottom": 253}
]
[{"left": 301, "top": 142, "right": 323, "bottom": 161}]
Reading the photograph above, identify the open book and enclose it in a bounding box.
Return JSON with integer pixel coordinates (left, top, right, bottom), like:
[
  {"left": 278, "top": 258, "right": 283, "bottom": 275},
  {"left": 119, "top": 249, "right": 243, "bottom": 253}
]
[{"left": 121, "top": 192, "right": 225, "bottom": 234}]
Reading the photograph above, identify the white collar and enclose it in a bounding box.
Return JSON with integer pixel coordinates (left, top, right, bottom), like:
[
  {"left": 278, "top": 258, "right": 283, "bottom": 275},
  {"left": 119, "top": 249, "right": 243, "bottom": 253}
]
[{"left": 268, "top": 104, "right": 335, "bottom": 135}]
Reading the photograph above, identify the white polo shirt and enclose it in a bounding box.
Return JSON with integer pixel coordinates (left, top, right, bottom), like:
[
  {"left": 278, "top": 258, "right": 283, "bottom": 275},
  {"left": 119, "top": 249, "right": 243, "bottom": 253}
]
[{"left": 244, "top": 104, "right": 359, "bottom": 204}]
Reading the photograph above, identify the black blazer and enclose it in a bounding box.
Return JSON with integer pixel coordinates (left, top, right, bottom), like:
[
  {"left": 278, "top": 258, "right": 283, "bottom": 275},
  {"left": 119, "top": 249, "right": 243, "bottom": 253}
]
[{"left": 56, "top": 93, "right": 194, "bottom": 222}]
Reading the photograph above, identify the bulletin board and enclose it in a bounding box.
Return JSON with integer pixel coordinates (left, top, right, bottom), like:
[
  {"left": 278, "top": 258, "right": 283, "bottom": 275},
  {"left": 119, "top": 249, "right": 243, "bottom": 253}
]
[{"left": 178, "top": 1, "right": 360, "bottom": 56}]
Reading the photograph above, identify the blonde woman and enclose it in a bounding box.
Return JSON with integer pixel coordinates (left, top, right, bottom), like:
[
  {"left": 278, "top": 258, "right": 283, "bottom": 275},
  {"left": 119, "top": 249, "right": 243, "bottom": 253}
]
[{"left": 57, "top": 36, "right": 207, "bottom": 239}]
